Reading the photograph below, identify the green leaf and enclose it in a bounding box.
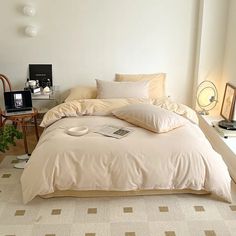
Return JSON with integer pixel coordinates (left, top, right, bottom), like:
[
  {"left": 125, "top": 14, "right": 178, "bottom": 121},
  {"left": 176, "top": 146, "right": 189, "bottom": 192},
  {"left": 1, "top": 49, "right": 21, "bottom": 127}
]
[{"left": 0, "top": 125, "right": 23, "bottom": 152}]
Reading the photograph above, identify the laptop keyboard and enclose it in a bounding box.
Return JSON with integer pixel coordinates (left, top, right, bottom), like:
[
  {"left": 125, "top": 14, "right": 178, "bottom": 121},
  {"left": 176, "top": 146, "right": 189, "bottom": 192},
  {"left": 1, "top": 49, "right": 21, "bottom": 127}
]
[{"left": 5, "top": 110, "right": 33, "bottom": 116}]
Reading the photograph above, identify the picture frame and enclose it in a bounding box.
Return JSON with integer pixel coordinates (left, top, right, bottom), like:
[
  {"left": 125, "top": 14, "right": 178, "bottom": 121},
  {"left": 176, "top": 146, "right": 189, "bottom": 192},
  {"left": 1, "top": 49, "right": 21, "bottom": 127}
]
[
  {"left": 220, "top": 83, "right": 236, "bottom": 121},
  {"left": 29, "top": 64, "right": 52, "bottom": 87}
]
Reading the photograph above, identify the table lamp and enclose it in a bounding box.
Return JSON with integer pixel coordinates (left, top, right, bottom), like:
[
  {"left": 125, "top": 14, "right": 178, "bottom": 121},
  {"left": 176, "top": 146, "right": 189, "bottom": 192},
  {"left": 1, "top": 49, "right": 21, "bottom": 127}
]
[{"left": 196, "top": 80, "right": 218, "bottom": 115}]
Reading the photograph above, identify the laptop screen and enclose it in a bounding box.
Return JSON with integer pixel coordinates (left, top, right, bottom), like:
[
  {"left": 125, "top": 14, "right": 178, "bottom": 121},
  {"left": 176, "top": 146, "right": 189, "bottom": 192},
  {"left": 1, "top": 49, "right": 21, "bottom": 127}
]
[{"left": 4, "top": 90, "right": 32, "bottom": 112}]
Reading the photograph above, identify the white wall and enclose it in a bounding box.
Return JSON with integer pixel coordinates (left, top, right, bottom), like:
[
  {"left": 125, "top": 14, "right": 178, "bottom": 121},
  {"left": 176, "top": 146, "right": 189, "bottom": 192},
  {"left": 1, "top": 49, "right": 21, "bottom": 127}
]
[
  {"left": 193, "top": 0, "right": 229, "bottom": 113},
  {"left": 222, "top": 0, "right": 236, "bottom": 88},
  {"left": 222, "top": 0, "right": 236, "bottom": 120},
  {"left": 0, "top": 0, "right": 199, "bottom": 105}
]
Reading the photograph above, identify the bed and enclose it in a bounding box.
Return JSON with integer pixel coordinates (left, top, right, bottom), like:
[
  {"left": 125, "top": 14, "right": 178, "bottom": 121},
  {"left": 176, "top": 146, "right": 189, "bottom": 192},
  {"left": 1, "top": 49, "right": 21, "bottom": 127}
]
[{"left": 20, "top": 96, "right": 232, "bottom": 204}]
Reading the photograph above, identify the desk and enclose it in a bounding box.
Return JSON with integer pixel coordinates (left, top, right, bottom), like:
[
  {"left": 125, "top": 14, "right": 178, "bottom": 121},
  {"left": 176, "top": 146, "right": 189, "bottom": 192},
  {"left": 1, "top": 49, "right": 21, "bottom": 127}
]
[
  {"left": 31, "top": 90, "right": 57, "bottom": 100},
  {"left": 199, "top": 114, "right": 236, "bottom": 182},
  {"left": 31, "top": 90, "right": 59, "bottom": 114},
  {"left": 1, "top": 108, "right": 39, "bottom": 155}
]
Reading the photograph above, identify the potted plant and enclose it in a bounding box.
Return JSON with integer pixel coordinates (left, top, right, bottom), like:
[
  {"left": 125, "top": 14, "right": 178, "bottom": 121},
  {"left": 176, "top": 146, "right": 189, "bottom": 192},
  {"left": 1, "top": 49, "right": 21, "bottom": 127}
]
[{"left": 0, "top": 125, "right": 23, "bottom": 152}]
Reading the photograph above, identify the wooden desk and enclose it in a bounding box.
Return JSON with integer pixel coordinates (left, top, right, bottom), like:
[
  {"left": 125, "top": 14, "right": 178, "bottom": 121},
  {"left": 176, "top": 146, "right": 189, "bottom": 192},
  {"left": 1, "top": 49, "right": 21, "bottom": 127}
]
[
  {"left": 1, "top": 108, "right": 39, "bottom": 155},
  {"left": 199, "top": 114, "right": 236, "bottom": 182}
]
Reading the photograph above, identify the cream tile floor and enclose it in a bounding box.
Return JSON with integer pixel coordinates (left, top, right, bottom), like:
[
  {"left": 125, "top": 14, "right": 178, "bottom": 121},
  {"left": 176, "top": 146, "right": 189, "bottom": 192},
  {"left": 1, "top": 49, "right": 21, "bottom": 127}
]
[{"left": 0, "top": 156, "right": 236, "bottom": 236}]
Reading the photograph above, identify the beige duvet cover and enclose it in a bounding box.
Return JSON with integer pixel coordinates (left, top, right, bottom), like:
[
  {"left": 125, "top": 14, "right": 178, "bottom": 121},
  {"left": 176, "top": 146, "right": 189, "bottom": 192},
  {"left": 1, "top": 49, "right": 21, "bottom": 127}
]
[{"left": 21, "top": 99, "right": 231, "bottom": 203}]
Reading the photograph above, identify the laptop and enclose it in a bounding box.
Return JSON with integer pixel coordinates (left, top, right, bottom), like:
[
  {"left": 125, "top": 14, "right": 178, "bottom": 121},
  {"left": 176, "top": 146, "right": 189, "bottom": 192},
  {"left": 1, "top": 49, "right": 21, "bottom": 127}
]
[{"left": 4, "top": 90, "right": 33, "bottom": 116}]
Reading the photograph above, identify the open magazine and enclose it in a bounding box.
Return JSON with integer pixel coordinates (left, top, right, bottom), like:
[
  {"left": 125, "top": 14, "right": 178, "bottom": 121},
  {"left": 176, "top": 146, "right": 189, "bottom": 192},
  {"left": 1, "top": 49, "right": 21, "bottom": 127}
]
[{"left": 95, "top": 125, "right": 133, "bottom": 139}]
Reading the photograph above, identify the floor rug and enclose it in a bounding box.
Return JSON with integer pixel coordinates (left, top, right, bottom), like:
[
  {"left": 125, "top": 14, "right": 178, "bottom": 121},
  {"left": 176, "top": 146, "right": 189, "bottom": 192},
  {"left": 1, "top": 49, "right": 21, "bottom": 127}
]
[{"left": 0, "top": 156, "right": 236, "bottom": 236}]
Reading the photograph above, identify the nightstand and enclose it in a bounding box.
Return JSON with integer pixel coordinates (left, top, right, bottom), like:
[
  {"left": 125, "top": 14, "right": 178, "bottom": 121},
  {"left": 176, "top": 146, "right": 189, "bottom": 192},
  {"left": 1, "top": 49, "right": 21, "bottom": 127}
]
[
  {"left": 199, "top": 114, "right": 236, "bottom": 182},
  {"left": 31, "top": 90, "right": 59, "bottom": 114}
]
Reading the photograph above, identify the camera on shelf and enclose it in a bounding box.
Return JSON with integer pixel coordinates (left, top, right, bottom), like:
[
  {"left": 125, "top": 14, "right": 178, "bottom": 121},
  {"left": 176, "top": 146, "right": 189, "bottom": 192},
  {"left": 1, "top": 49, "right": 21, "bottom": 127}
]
[{"left": 25, "top": 79, "right": 40, "bottom": 94}]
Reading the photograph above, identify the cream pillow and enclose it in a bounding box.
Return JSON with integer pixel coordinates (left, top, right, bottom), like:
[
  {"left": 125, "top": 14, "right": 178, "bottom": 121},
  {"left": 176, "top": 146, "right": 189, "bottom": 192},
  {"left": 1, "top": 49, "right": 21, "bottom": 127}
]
[
  {"left": 112, "top": 104, "right": 187, "bottom": 133},
  {"left": 65, "top": 86, "right": 97, "bottom": 102},
  {"left": 96, "top": 79, "right": 149, "bottom": 99},
  {"left": 115, "top": 73, "right": 166, "bottom": 99}
]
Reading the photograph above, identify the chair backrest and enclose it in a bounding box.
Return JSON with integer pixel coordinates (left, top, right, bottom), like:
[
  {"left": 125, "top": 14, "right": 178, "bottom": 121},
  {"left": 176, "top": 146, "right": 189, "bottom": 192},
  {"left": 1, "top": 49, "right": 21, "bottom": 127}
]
[
  {"left": 0, "top": 74, "right": 12, "bottom": 127},
  {"left": 0, "top": 74, "right": 12, "bottom": 92}
]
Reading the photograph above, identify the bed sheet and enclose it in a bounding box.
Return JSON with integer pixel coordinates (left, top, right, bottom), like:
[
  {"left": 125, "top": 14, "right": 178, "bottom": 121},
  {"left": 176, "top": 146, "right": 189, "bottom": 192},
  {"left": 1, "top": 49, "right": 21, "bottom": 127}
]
[{"left": 21, "top": 115, "right": 231, "bottom": 203}]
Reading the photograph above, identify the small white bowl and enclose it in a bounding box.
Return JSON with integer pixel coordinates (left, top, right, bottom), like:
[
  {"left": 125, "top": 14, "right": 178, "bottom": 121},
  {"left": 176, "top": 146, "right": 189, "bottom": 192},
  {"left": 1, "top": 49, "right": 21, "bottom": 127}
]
[{"left": 66, "top": 126, "right": 89, "bottom": 136}]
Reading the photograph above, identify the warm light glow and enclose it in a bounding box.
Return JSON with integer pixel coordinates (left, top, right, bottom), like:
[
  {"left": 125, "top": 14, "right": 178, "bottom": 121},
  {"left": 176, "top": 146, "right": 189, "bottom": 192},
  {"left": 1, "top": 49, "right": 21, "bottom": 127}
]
[
  {"left": 198, "top": 87, "right": 216, "bottom": 107},
  {"left": 196, "top": 80, "right": 218, "bottom": 115}
]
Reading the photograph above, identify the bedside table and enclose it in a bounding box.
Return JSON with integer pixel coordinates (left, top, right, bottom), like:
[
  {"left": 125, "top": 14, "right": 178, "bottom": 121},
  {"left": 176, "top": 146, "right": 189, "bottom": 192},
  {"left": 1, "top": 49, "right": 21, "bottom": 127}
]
[
  {"left": 199, "top": 115, "right": 236, "bottom": 182},
  {"left": 31, "top": 90, "right": 59, "bottom": 114}
]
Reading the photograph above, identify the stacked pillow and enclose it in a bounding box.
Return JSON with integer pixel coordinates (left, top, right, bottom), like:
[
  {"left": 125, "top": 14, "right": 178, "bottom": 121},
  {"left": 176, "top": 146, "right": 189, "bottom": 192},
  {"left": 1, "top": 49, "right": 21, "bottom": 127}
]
[
  {"left": 96, "top": 79, "right": 149, "bottom": 99},
  {"left": 65, "top": 73, "right": 166, "bottom": 101},
  {"left": 115, "top": 73, "right": 166, "bottom": 99},
  {"left": 64, "top": 75, "right": 188, "bottom": 133},
  {"left": 65, "top": 86, "right": 97, "bottom": 102}
]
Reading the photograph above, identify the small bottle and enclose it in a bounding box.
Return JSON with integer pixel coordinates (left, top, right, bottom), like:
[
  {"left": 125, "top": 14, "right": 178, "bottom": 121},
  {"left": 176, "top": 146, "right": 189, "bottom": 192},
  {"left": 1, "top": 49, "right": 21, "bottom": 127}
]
[
  {"left": 47, "top": 78, "right": 51, "bottom": 87},
  {"left": 36, "top": 80, "right": 39, "bottom": 88},
  {"left": 25, "top": 78, "right": 30, "bottom": 88}
]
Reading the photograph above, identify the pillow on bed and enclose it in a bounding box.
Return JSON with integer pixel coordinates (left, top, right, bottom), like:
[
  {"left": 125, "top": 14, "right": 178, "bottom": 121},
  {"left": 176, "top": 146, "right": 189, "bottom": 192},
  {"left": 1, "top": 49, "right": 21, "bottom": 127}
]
[
  {"left": 96, "top": 79, "right": 149, "bottom": 99},
  {"left": 65, "top": 86, "right": 97, "bottom": 102},
  {"left": 112, "top": 104, "right": 187, "bottom": 133},
  {"left": 115, "top": 73, "right": 166, "bottom": 99}
]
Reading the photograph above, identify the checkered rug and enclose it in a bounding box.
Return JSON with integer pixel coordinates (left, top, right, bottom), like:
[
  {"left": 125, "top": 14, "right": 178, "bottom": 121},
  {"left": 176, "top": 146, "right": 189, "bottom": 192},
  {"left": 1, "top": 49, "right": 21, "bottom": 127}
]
[{"left": 0, "top": 156, "right": 236, "bottom": 236}]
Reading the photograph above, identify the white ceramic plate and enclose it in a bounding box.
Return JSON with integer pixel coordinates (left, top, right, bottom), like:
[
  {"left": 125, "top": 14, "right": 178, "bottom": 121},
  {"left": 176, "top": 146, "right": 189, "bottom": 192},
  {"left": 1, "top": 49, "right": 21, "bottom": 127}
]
[{"left": 66, "top": 126, "right": 89, "bottom": 136}]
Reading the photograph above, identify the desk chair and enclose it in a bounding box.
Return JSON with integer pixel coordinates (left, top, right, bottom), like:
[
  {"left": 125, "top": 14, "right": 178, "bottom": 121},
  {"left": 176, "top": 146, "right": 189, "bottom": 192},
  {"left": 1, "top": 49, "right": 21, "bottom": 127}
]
[
  {"left": 0, "top": 74, "right": 12, "bottom": 127},
  {"left": 0, "top": 74, "right": 39, "bottom": 168}
]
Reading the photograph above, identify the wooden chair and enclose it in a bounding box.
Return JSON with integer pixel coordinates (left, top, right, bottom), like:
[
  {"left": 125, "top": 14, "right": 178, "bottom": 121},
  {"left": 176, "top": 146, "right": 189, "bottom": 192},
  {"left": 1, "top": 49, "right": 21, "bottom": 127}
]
[
  {"left": 0, "top": 74, "right": 12, "bottom": 126},
  {"left": 0, "top": 74, "right": 39, "bottom": 156},
  {"left": 0, "top": 74, "right": 12, "bottom": 92}
]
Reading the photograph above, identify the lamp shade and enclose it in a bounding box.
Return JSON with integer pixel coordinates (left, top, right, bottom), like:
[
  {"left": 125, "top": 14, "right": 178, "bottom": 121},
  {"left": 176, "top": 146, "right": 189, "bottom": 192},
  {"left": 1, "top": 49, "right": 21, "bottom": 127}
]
[
  {"left": 196, "top": 80, "right": 218, "bottom": 115},
  {"left": 23, "top": 5, "right": 36, "bottom": 16},
  {"left": 25, "top": 26, "right": 38, "bottom": 37}
]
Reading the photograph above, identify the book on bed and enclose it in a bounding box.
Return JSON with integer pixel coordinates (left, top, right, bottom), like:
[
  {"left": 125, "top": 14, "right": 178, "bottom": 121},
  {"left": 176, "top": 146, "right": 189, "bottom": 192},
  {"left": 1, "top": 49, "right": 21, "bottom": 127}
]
[{"left": 95, "top": 125, "right": 133, "bottom": 139}]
